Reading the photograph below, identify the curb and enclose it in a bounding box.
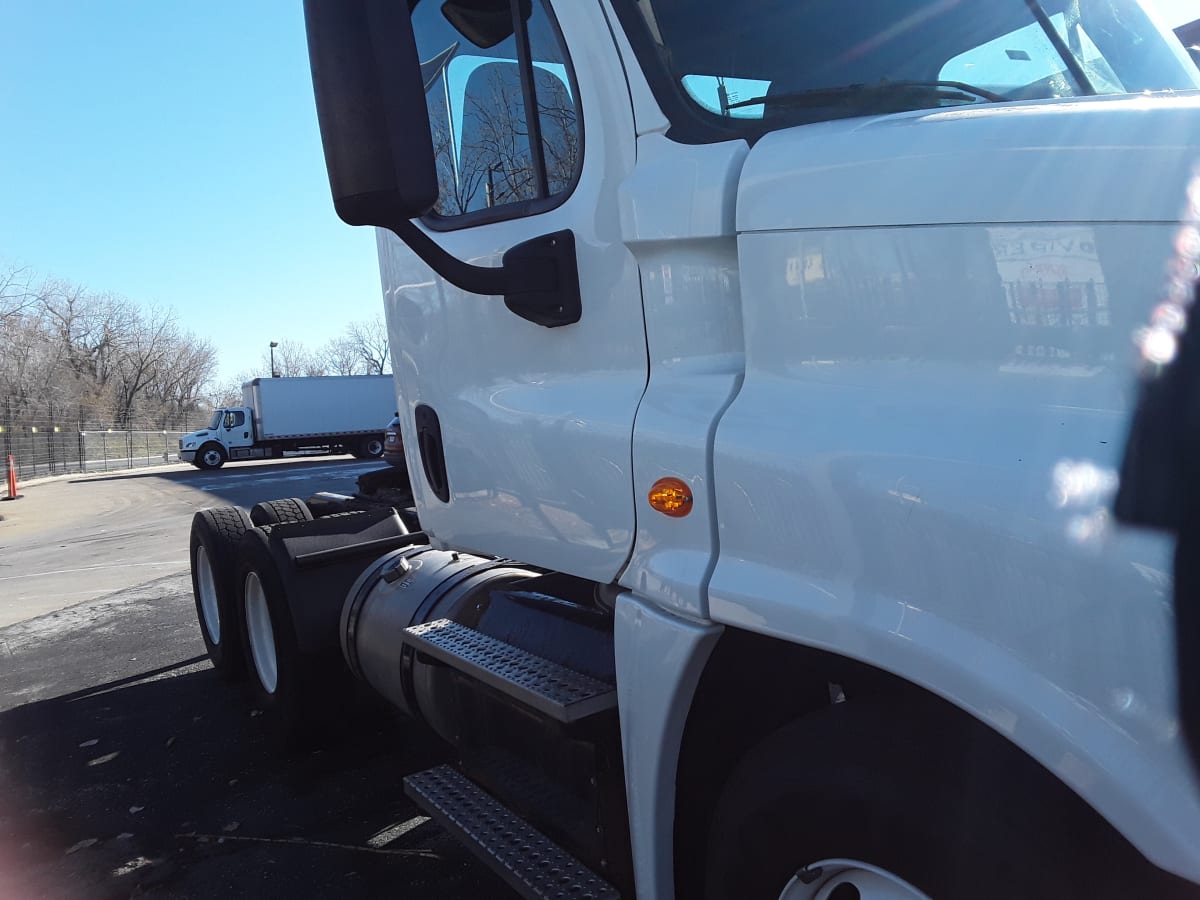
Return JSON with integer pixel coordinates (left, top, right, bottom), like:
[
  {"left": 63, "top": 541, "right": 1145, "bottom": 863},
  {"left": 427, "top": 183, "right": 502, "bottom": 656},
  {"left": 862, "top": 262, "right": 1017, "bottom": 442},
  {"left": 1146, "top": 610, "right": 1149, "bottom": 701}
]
[{"left": 10, "top": 461, "right": 196, "bottom": 492}]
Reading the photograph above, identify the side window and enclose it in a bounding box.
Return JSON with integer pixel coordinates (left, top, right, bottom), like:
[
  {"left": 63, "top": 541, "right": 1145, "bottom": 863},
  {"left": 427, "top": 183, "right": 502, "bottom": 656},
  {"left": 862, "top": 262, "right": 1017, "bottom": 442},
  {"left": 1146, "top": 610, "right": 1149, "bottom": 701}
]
[
  {"left": 224, "top": 411, "right": 245, "bottom": 429},
  {"left": 411, "top": 0, "right": 580, "bottom": 220},
  {"left": 681, "top": 75, "right": 772, "bottom": 119}
]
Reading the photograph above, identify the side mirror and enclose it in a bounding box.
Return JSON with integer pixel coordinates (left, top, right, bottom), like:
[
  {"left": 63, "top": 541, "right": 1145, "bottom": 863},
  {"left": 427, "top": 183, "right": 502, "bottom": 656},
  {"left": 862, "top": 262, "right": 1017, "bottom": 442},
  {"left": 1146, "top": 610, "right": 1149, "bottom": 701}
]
[
  {"left": 303, "top": 0, "right": 439, "bottom": 224},
  {"left": 302, "top": 0, "right": 582, "bottom": 328}
]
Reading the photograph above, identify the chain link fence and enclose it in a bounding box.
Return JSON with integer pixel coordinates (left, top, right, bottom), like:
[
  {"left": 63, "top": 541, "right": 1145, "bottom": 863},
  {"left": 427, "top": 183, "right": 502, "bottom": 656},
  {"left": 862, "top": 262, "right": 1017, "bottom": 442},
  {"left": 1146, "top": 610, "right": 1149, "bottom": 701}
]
[{"left": 0, "top": 421, "right": 202, "bottom": 480}]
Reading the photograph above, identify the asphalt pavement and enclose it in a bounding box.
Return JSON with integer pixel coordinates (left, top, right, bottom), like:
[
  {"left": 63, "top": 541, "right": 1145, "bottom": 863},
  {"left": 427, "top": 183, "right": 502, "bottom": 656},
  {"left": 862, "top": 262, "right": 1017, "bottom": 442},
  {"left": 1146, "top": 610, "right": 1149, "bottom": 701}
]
[
  {"left": 0, "top": 456, "right": 388, "bottom": 627},
  {"left": 0, "top": 459, "right": 518, "bottom": 899}
]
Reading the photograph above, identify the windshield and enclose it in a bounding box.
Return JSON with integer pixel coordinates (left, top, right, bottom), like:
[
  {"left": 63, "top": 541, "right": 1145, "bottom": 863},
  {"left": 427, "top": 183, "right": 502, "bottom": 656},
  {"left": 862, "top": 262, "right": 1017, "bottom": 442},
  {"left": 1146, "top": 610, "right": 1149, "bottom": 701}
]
[
  {"left": 620, "top": 0, "right": 1200, "bottom": 136},
  {"left": 206, "top": 410, "right": 223, "bottom": 431}
]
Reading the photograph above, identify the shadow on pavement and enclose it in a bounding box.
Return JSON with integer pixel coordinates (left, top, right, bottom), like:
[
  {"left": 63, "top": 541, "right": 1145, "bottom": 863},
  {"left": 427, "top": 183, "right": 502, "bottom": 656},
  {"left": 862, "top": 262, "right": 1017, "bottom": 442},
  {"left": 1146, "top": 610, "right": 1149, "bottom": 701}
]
[{"left": 0, "top": 657, "right": 513, "bottom": 899}]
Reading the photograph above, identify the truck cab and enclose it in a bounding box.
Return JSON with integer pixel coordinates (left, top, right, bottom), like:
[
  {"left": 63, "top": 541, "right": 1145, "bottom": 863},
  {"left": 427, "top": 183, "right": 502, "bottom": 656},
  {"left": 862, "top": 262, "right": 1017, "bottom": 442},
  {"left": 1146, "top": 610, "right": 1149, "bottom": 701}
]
[
  {"left": 179, "top": 407, "right": 254, "bottom": 469},
  {"left": 193, "top": 2, "right": 1200, "bottom": 897}
]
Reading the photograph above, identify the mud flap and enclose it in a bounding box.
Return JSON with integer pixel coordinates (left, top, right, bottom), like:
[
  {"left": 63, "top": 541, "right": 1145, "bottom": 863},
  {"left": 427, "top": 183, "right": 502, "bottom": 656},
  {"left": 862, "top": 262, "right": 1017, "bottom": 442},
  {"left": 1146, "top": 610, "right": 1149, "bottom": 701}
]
[{"left": 263, "top": 508, "right": 417, "bottom": 654}]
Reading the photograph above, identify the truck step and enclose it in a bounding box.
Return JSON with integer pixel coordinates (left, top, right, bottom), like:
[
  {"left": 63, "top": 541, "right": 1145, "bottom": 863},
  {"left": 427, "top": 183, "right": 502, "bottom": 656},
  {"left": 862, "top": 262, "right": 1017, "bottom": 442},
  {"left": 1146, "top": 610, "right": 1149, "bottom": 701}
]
[
  {"left": 402, "top": 619, "right": 616, "bottom": 723},
  {"left": 404, "top": 765, "right": 618, "bottom": 900}
]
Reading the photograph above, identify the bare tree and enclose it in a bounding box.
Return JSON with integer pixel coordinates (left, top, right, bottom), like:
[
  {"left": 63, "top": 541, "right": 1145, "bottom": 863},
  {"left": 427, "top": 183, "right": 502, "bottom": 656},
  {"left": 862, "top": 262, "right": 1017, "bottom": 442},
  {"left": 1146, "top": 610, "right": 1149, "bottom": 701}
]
[
  {"left": 1, "top": 270, "right": 219, "bottom": 429},
  {"left": 430, "top": 116, "right": 487, "bottom": 216},
  {"left": 112, "top": 305, "right": 180, "bottom": 427},
  {"left": 320, "top": 336, "right": 364, "bottom": 376},
  {"left": 211, "top": 370, "right": 256, "bottom": 409},
  {"left": 0, "top": 263, "right": 36, "bottom": 326},
  {"left": 348, "top": 315, "right": 391, "bottom": 375},
  {"left": 145, "top": 332, "right": 218, "bottom": 427},
  {"left": 425, "top": 60, "right": 579, "bottom": 217},
  {"left": 259, "top": 339, "right": 326, "bottom": 378}
]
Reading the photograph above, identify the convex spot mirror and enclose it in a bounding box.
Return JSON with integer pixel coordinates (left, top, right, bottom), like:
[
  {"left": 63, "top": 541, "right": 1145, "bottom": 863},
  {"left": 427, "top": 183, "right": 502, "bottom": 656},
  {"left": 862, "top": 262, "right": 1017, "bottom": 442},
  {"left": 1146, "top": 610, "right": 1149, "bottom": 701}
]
[{"left": 442, "top": 0, "right": 531, "bottom": 49}]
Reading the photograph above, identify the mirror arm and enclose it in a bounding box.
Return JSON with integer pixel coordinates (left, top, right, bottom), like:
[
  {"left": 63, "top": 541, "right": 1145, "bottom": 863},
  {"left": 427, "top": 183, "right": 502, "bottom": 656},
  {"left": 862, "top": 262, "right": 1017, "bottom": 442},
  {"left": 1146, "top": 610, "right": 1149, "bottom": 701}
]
[{"left": 386, "top": 218, "right": 582, "bottom": 327}]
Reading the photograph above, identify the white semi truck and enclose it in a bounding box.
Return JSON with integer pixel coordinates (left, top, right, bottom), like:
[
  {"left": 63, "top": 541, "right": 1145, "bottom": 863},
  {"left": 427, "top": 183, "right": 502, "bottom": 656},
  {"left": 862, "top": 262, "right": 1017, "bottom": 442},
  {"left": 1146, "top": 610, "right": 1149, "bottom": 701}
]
[
  {"left": 188, "top": 1, "right": 1200, "bottom": 897},
  {"left": 179, "top": 375, "right": 393, "bottom": 469}
]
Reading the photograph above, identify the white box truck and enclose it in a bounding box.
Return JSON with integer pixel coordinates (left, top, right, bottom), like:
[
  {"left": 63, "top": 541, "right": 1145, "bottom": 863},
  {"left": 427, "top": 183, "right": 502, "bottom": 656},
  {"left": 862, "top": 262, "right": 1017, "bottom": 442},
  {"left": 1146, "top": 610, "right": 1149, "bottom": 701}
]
[
  {"left": 187, "top": 1, "right": 1200, "bottom": 898},
  {"left": 179, "top": 375, "right": 394, "bottom": 470}
]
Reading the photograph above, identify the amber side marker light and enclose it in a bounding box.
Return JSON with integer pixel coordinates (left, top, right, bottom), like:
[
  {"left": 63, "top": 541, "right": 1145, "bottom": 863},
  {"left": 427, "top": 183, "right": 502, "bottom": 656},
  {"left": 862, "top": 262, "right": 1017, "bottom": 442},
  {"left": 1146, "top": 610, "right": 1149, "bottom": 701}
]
[{"left": 649, "top": 477, "right": 693, "bottom": 518}]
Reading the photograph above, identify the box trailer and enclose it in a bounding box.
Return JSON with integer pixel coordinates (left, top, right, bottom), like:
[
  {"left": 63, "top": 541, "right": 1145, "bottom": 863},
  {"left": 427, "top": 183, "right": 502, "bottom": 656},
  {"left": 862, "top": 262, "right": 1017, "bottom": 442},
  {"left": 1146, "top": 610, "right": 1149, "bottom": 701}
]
[{"left": 179, "top": 375, "right": 394, "bottom": 469}]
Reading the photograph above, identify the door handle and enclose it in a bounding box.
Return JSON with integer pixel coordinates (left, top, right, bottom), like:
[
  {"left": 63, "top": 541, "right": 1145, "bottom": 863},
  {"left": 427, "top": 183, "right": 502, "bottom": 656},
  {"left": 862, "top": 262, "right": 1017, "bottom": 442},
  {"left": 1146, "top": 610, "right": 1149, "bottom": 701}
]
[{"left": 414, "top": 404, "right": 449, "bottom": 502}]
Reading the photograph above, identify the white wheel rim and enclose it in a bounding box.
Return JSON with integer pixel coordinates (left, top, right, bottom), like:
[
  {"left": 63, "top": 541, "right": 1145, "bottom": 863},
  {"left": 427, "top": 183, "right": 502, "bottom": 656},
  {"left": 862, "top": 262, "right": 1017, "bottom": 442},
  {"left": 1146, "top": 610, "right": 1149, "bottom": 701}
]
[
  {"left": 244, "top": 571, "right": 278, "bottom": 694},
  {"left": 204, "top": 449, "right": 222, "bottom": 467},
  {"left": 195, "top": 544, "right": 221, "bottom": 645},
  {"left": 778, "top": 859, "right": 931, "bottom": 900},
  {"left": 367, "top": 439, "right": 383, "bottom": 456}
]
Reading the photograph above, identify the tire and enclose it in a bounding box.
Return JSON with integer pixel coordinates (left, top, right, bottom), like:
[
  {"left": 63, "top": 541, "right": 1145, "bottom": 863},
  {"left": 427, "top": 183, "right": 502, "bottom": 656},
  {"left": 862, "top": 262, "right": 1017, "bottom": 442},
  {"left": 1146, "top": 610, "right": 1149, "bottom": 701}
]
[
  {"left": 703, "top": 699, "right": 1166, "bottom": 900},
  {"left": 249, "top": 497, "right": 313, "bottom": 527},
  {"left": 354, "top": 436, "right": 385, "bottom": 460},
  {"left": 235, "top": 529, "right": 341, "bottom": 740},
  {"left": 195, "top": 442, "right": 227, "bottom": 470},
  {"left": 189, "top": 506, "right": 253, "bottom": 681}
]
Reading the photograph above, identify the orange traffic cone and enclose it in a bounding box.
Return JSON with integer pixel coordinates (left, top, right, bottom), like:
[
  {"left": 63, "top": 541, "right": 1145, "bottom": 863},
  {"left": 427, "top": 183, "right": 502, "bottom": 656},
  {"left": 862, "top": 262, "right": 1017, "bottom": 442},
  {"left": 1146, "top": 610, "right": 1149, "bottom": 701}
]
[{"left": 3, "top": 454, "right": 21, "bottom": 501}]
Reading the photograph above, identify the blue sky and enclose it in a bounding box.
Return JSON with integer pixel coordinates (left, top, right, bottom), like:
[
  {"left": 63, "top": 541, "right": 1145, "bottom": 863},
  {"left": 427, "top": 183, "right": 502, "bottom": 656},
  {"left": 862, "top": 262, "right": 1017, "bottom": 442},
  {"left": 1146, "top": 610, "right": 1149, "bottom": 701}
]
[
  {"left": 0, "top": 1, "right": 1196, "bottom": 385},
  {"left": 0, "top": 2, "right": 381, "bottom": 383}
]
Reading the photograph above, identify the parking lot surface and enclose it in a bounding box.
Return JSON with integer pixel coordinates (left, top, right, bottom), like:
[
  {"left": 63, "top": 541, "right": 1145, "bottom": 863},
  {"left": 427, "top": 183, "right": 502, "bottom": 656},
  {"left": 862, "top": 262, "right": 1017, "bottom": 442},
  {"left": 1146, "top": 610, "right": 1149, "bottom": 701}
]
[
  {"left": 0, "top": 461, "right": 518, "bottom": 899},
  {"left": 0, "top": 457, "right": 386, "bottom": 627}
]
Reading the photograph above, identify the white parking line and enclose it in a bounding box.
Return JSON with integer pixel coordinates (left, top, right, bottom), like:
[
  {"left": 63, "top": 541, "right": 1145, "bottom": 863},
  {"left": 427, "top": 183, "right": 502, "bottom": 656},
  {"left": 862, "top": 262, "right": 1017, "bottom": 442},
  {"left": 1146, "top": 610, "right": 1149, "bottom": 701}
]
[
  {"left": 366, "top": 816, "right": 431, "bottom": 848},
  {"left": 0, "top": 561, "right": 188, "bottom": 582}
]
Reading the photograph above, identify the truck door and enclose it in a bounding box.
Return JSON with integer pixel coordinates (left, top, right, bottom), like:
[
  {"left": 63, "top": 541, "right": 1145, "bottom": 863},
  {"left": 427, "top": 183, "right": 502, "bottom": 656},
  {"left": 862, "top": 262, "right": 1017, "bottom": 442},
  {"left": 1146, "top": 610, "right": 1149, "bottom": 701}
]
[
  {"left": 220, "top": 409, "right": 252, "bottom": 450},
  {"left": 383, "top": 0, "right": 646, "bottom": 583}
]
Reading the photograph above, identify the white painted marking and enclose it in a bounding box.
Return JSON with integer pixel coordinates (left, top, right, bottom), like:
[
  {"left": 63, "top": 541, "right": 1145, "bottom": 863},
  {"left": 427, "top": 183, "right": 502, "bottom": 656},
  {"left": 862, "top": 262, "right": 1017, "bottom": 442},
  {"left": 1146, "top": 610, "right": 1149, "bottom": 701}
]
[
  {"left": 0, "top": 561, "right": 187, "bottom": 582},
  {"left": 366, "top": 816, "right": 430, "bottom": 848},
  {"left": 111, "top": 856, "right": 153, "bottom": 876}
]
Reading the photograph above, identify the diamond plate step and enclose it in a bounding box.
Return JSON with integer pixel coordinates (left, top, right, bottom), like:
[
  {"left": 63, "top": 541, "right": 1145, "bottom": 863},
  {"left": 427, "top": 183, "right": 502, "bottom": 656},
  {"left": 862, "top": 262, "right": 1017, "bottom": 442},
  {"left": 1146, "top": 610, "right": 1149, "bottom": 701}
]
[
  {"left": 402, "top": 619, "right": 616, "bottom": 723},
  {"left": 405, "top": 765, "right": 619, "bottom": 900}
]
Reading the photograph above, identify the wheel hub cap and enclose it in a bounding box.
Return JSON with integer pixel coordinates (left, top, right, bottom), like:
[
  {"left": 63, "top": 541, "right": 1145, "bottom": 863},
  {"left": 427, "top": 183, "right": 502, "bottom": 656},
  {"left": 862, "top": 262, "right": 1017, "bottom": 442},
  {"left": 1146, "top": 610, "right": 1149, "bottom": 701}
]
[
  {"left": 244, "top": 571, "right": 278, "bottom": 694},
  {"left": 778, "top": 859, "right": 931, "bottom": 900},
  {"left": 196, "top": 545, "right": 221, "bottom": 644}
]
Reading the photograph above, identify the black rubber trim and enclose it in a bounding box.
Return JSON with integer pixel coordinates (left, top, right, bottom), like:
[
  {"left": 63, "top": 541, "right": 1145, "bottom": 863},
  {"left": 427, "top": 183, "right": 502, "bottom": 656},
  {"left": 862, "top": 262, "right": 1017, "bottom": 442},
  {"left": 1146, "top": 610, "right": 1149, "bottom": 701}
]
[{"left": 606, "top": 0, "right": 770, "bottom": 145}]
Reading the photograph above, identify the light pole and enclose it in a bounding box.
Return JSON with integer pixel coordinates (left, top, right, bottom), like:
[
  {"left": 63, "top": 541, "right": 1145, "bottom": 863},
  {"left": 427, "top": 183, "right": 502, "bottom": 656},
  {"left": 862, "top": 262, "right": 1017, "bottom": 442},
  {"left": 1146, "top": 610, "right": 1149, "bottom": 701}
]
[{"left": 270, "top": 341, "right": 279, "bottom": 378}]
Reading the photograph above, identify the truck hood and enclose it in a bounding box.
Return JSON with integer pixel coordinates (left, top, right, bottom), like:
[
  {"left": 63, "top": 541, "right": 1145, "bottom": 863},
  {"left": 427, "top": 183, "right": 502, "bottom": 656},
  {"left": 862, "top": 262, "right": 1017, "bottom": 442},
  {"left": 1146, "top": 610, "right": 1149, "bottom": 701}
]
[{"left": 737, "top": 92, "right": 1200, "bottom": 232}]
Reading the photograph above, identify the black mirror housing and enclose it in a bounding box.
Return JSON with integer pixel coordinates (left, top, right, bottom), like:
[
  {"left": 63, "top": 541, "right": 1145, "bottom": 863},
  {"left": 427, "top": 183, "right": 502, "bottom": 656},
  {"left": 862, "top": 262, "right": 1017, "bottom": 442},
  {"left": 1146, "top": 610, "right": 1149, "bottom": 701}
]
[{"left": 304, "top": 0, "right": 439, "bottom": 224}]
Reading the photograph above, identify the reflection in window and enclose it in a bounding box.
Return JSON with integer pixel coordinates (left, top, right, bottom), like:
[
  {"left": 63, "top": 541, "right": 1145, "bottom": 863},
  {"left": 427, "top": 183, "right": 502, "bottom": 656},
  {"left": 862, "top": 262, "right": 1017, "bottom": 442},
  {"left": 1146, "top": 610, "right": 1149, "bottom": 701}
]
[{"left": 413, "top": 0, "right": 580, "bottom": 218}]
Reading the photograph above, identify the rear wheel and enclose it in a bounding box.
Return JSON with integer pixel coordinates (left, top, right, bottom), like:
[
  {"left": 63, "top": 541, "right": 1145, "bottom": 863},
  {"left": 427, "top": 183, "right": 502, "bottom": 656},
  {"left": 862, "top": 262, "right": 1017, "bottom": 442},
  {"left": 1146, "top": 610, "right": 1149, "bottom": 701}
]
[
  {"left": 243, "top": 568, "right": 280, "bottom": 697},
  {"left": 235, "top": 529, "right": 341, "bottom": 740},
  {"left": 249, "top": 497, "right": 313, "bottom": 527},
  {"left": 354, "top": 436, "right": 385, "bottom": 460},
  {"left": 189, "top": 506, "right": 253, "bottom": 680},
  {"left": 703, "top": 699, "right": 1161, "bottom": 900}
]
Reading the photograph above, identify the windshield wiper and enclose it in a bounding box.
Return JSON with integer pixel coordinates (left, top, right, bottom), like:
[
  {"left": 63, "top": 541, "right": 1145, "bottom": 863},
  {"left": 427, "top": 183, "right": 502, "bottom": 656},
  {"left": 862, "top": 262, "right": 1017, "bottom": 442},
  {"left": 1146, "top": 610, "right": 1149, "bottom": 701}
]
[{"left": 726, "top": 80, "right": 1008, "bottom": 112}]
